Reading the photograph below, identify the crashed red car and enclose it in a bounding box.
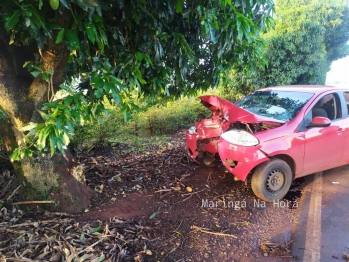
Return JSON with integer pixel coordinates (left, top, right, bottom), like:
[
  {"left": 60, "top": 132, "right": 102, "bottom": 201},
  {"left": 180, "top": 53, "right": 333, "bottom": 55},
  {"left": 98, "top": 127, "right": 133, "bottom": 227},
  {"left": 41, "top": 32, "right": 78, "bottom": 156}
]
[{"left": 186, "top": 85, "right": 349, "bottom": 202}]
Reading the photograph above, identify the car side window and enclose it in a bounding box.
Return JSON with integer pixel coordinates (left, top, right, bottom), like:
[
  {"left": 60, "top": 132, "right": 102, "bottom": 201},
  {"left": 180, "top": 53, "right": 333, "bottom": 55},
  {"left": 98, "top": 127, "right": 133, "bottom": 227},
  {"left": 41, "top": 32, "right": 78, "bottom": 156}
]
[
  {"left": 343, "top": 92, "right": 349, "bottom": 116},
  {"left": 298, "top": 92, "right": 342, "bottom": 132},
  {"left": 312, "top": 93, "right": 342, "bottom": 121}
]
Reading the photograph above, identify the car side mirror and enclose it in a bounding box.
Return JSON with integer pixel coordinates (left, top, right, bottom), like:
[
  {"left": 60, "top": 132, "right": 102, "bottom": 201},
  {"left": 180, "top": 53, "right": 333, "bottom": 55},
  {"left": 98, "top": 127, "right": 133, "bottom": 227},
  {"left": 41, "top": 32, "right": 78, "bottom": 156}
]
[{"left": 307, "top": 116, "right": 331, "bottom": 128}]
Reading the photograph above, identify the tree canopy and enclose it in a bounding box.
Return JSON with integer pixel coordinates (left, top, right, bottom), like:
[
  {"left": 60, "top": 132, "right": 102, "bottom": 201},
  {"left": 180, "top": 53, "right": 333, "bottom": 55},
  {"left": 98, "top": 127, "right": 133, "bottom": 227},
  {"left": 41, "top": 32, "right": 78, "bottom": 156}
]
[
  {"left": 226, "top": 0, "right": 349, "bottom": 94},
  {"left": 1, "top": 0, "right": 274, "bottom": 158},
  {"left": 0, "top": 0, "right": 274, "bottom": 210}
]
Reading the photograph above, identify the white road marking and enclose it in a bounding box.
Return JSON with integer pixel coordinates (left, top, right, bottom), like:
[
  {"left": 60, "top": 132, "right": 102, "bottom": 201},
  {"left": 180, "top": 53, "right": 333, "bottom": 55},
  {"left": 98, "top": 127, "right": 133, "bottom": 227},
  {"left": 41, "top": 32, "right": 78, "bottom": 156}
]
[{"left": 303, "top": 172, "right": 323, "bottom": 262}]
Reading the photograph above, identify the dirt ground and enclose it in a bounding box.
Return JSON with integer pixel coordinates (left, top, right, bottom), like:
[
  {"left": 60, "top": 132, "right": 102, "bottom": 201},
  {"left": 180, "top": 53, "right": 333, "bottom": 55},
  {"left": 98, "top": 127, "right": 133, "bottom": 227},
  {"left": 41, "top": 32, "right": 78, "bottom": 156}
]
[{"left": 0, "top": 130, "right": 304, "bottom": 261}]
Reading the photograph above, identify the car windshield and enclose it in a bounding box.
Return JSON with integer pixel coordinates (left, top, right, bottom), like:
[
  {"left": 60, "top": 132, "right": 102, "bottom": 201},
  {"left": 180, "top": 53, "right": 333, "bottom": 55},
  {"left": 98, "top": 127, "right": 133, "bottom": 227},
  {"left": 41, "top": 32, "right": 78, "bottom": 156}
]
[{"left": 235, "top": 90, "right": 314, "bottom": 122}]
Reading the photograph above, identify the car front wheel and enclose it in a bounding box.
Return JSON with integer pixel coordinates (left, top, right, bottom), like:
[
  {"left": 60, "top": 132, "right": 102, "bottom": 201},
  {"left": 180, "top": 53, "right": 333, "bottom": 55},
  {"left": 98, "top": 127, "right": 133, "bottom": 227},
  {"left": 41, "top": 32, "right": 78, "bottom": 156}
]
[{"left": 251, "top": 159, "right": 293, "bottom": 202}]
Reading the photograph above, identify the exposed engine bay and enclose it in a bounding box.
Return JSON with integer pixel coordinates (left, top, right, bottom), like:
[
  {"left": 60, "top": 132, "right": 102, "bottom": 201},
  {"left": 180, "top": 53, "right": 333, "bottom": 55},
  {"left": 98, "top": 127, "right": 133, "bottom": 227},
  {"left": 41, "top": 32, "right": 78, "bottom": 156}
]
[
  {"left": 194, "top": 118, "right": 283, "bottom": 166},
  {"left": 231, "top": 121, "right": 281, "bottom": 134},
  {"left": 187, "top": 95, "right": 284, "bottom": 167}
]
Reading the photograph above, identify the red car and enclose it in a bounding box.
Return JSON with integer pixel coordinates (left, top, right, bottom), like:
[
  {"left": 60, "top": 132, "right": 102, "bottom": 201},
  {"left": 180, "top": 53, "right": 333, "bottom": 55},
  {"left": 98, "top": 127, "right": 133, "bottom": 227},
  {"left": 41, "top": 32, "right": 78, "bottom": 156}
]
[{"left": 186, "top": 85, "right": 349, "bottom": 201}]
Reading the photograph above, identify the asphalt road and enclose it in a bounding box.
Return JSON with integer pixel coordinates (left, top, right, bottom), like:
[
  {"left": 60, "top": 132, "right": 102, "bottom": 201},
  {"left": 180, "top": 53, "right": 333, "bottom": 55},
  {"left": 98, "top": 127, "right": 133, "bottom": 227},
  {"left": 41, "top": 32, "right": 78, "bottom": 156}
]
[{"left": 292, "top": 166, "right": 349, "bottom": 261}]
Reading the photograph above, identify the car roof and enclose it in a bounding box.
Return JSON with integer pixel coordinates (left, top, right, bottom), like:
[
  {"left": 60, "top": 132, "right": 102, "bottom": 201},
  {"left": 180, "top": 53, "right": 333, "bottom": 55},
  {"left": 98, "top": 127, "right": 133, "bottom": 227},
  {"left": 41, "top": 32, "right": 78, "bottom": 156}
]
[{"left": 258, "top": 85, "right": 349, "bottom": 94}]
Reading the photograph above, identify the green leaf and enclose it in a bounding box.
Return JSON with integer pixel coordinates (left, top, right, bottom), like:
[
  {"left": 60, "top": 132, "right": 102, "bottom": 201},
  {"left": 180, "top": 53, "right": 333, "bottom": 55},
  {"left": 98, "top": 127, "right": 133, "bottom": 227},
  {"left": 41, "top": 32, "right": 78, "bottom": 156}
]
[
  {"left": 60, "top": 0, "right": 69, "bottom": 9},
  {"left": 65, "top": 30, "right": 80, "bottom": 50},
  {"left": 176, "top": 0, "right": 185, "bottom": 13},
  {"left": 37, "top": 125, "right": 52, "bottom": 150},
  {"left": 111, "top": 91, "right": 120, "bottom": 105},
  {"left": 94, "top": 88, "right": 104, "bottom": 98},
  {"left": 224, "top": 0, "right": 232, "bottom": 7},
  {"left": 5, "top": 9, "right": 21, "bottom": 31},
  {"left": 90, "top": 225, "right": 102, "bottom": 233},
  {"left": 21, "top": 122, "right": 37, "bottom": 132},
  {"left": 98, "top": 28, "right": 108, "bottom": 48},
  {"left": 49, "top": 133, "right": 57, "bottom": 156},
  {"left": 24, "top": 148, "right": 33, "bottom": 157},
  {"left": 135, "top": 69, "right": 147, "bottom": 84},
  {"left": 148, "top": 211, "right": 159, "bottom": 220},
  {"left": 25, "top": 5, "right": 51, "bottom": 37},
  {"left": 97, "top": 38, "right": 105, "bottom": 53},
  {"left": 93, "top": 253, "right": 105, "bottom": 262},
  {"left": 56, "top": 29, "right": 65, "bottom": 44},
  {"left": 10, "top": 150, "right": 19, "bottom": 162},
  {"left": 16, "top": 233, "right": 26, "bottom": 240},
  {"left": 0, "top": 107, "right": 7, "bottom": 119},
  {"left": 56, "top": 138, "right": 64, "bottom": 154},
  {"left": 62, "top": 131, "right": 70, "bottom": 145},
  {"left": 84, "top": 21, "right": 97, "bottom": 43},
  {"left": 173, "top": 230, "right": 182, "bottom": 236},
  {"left": 38, "top": 110, "right": 49, "bottom": 121},
  {"left": 30, "top": 71, "right": 40, "bottom": 78}
]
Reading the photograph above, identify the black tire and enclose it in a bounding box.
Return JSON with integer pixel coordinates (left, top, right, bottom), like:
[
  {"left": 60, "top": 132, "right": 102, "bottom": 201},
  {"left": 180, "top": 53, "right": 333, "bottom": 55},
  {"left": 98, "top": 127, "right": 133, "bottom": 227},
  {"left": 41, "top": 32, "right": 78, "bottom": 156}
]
[
  {"left": 199, "top": 152, "right": 220, "bottom": 167},
  {"left": 251, "top": 159, "right": 293, "bottom": 202}
]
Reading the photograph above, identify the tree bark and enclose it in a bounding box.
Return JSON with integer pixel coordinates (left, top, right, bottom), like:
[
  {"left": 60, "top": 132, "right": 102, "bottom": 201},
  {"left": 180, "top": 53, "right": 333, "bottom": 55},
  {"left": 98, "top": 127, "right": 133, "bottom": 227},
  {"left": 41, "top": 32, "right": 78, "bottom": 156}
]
[{"left": 0, "top": 28, "right": 94, "bottom": 213}]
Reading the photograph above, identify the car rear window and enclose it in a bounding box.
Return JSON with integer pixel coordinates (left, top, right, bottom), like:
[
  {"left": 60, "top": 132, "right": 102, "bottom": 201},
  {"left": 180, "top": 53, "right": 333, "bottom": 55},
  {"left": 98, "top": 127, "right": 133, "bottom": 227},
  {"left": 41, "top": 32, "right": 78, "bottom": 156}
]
[{"left": 235, "top": 91, "right": 314, "bottom": 122}]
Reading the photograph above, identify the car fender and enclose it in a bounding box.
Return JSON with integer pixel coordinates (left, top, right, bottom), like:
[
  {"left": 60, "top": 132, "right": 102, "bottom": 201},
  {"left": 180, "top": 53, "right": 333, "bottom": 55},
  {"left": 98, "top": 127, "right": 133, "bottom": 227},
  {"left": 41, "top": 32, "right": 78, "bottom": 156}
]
[{"left": 257, "top": 137, "right": 303, "bottom": 175}]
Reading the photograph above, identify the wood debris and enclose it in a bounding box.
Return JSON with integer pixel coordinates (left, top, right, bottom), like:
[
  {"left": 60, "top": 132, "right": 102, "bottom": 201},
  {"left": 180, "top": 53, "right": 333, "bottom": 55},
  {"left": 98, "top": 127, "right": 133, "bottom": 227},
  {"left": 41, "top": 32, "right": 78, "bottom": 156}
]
[
  {"left": 260, "top": 240, "right": 294, "bottom": 258},
  {"left": 343, "top": 252, "right": 349, "bottom": 261},
  {"left": 191, "top": 225, "right": 237, "bottom": 238},
  {"left": 0, "top": 208, "right": 154, "bottom": 261}
]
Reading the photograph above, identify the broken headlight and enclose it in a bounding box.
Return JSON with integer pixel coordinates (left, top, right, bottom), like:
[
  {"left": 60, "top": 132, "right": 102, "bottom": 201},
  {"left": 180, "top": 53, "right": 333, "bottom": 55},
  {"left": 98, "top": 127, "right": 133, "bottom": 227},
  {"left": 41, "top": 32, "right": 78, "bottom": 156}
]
[
  {"left": 221, "top": 130, "right": 259, "bottom": 146},
  {"left": 188, "top": 126, "right": 197, "bottom": 134}
]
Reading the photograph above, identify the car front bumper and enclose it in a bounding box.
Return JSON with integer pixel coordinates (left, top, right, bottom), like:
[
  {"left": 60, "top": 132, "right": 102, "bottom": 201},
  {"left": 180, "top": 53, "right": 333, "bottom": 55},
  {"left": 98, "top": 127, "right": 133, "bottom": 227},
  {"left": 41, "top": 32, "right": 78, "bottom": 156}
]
[
  {"left": 186, "top": 132, "right": 220, "bottom": 163},
  {"left": 218, "top": 138, "right": 269, "bottom": 181},
  {"left": 186, "top": 132, "right": 199, "bottom": 162}
]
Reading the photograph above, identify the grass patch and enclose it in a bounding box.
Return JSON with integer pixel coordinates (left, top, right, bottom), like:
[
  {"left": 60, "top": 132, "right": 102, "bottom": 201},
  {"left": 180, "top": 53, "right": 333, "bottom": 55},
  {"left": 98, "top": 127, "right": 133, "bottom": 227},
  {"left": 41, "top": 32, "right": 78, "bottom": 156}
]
[{"left": 73, "top": 88, "right": 243, "bottom": 151}]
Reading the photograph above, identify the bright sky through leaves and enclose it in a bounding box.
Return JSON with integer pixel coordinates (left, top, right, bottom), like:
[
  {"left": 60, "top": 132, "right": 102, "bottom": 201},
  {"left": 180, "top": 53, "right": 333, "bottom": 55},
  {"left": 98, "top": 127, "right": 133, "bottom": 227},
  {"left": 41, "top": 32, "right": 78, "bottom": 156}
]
[{"left": 326, "top": 55, "right": 349, "bottom": 86}]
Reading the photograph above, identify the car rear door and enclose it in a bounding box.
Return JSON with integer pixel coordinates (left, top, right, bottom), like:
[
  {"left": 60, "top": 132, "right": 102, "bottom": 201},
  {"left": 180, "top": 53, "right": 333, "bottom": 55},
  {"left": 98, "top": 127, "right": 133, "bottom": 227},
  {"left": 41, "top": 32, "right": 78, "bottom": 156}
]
[
  {"left": 339, "top": 91, "right": 349, "bottom": 163},
  {"left": 302, "top": 92, "right": 348, "bottom": 174}
]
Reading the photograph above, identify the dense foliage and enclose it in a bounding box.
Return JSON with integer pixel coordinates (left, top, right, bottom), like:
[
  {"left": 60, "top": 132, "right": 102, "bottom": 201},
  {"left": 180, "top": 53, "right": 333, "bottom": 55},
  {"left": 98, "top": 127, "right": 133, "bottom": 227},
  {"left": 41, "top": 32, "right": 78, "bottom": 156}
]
[
  {"left": 0, "top": 0, "right": 274, "bottom": 159},
  {"left": 73, "top": 87, "right": 244, "bottom": 151},
  {"left": 226, "top": 0, "right": 349, "bottom": 94}
]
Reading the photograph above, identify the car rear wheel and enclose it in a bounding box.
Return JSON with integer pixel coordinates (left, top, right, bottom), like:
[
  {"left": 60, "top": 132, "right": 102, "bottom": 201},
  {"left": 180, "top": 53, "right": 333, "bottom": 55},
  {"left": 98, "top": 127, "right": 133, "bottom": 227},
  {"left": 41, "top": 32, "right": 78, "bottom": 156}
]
[{"left": 251, "top": 159, "right": 292, "bottom": 202}]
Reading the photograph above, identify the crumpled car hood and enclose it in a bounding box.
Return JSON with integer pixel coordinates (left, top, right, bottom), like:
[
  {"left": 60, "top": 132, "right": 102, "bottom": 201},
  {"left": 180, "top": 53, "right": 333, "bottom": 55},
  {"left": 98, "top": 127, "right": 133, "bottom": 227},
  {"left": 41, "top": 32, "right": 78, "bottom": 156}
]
[{"left": 199, "top": 95, "right": 284, "bottom": 124}]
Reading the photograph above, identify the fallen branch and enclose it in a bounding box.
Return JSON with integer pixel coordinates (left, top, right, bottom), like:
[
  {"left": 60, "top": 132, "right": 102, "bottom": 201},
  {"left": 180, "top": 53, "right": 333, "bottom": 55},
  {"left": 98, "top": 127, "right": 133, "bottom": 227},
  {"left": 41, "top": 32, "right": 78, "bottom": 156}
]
[
  {"left": 44, "top": 211, "right": 78, "bottom": 217},
  {"left": 181, "top": 189, "right": 205, "bottom": 197},
  {"left": 154, "top": 189, "right": 172, "bottom": 193},
  {"left": 6, "top": 259, "right": 35, "bottom": 262},
  {"left": 6, "top": 185, "right": 21, "bottom": 201},
  {"left": 0, "top": 179, "right": 12, "bottom": 198},
  {"left": 77, "top": 238, "right": 104, "bottom": 255},
  {"left": 343, "top": 252, "right": 349, "bottom": 260},
  {"left": 9, "top": 219, "right": 70, "bottom": 228},
  {"left": 181, "top": 189, "right": 206, "bottom": 202},
  {"left": 12, "top": 200, "right": 55, "bottom": 205},
  {"left": 0, "top": 240, "right": 53, "bottom": 252},
  {"left": 191, "top": 225, "right": 237, "bottom": 238}
]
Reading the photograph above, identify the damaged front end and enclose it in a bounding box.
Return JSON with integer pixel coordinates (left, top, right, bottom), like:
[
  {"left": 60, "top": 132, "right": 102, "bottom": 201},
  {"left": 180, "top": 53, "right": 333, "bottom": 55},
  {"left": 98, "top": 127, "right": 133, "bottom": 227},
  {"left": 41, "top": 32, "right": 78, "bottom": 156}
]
[
  {"left": 186, "top": 95, "right": 282, "bottom": 167},
  {"left": 186, "top": 118, "right": 227, "bottom": 167}
]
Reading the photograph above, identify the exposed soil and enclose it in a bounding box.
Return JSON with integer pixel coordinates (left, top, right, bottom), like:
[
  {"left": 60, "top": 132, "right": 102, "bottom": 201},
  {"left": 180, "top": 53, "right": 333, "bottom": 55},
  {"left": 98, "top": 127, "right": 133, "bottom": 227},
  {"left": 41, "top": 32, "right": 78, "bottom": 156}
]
[{"left": 0, "top": 130, "right": 305, "bottom": 261}]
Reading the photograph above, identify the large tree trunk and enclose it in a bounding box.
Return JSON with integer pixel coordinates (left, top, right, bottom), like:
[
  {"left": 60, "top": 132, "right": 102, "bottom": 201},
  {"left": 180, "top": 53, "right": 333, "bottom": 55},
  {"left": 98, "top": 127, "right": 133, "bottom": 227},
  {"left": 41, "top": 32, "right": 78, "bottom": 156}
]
[{"left": 0, "top": 28, "right": 94, "bottom": 213}]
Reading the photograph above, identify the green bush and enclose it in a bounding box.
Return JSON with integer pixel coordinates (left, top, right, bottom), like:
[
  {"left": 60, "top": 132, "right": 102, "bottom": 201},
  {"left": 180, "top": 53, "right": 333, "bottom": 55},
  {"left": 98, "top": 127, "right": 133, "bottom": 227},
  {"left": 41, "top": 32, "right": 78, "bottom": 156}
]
[
  {"left": 127, "top": 97, "right": 210, "bottom": 137},
  {"left": 73, "top": 95, "right": 209, "bottom": 149},
  {"left": 72, "top": 88, "right": 245, "bottom": 150}
]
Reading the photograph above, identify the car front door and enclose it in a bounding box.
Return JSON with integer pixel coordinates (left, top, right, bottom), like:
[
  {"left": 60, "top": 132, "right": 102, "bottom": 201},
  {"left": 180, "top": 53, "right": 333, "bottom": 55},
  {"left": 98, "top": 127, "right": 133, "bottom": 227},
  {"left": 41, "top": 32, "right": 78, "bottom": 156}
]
[{"left": 302, "top": 93, "right": 348, "bottom": 174}]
